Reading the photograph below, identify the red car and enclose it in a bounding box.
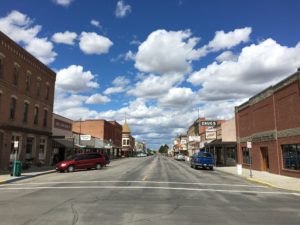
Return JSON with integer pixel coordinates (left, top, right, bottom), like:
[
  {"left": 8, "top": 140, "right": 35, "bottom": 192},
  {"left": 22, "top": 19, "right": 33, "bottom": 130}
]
[{"left": 56, "top": 153, "right": 106, "bottom": 172}]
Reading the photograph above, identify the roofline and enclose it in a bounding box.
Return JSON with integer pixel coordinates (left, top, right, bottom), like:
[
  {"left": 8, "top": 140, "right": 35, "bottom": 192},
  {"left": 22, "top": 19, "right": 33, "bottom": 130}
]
[{"left": 236, "top": 68, "right": 300, "bottom": 112}]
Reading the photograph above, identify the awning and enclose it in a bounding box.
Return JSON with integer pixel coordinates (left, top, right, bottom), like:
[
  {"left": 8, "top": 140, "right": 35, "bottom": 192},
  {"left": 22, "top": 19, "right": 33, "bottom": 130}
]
[
  {"left": 205, "top": 139, "right": 236, "bottom": 148},
  {"left": 53, "top": 139, "right": 75, "bottom": 148}
]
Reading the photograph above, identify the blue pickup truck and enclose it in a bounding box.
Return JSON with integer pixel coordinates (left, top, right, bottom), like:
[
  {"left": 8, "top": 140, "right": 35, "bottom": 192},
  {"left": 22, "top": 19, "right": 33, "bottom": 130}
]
[{"left": 190, "top": 152, "right": 214, "bottom": 170}]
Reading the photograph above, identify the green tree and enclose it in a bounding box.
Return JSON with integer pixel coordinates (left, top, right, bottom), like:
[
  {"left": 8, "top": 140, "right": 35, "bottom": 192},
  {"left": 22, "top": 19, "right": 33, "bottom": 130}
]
[{"left": 159, "top": 144, "right": 169, "bottom": 154}]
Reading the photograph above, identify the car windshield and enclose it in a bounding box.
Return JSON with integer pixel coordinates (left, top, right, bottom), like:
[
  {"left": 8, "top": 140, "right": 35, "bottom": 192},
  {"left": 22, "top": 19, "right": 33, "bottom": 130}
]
[{"left": 199, "top": 153, "right": 212, "bottom": 158}]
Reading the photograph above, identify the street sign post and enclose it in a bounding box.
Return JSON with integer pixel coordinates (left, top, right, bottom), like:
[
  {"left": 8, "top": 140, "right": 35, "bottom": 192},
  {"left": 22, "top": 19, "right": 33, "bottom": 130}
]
[{"left": 247, "top": 141, "right": 253, "bottom": 178}]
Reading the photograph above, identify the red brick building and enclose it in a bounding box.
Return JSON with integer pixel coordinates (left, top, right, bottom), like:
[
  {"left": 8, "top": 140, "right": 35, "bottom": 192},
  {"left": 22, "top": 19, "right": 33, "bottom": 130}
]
[
  {"left": 235, "top": 68, "right": 300, "bottom": 178},
  {"left": 72, "top": 120, "right": 122, "bottom": 157},
  {"left": 0, "top": 31, "right": 56, "bottom": 170}
]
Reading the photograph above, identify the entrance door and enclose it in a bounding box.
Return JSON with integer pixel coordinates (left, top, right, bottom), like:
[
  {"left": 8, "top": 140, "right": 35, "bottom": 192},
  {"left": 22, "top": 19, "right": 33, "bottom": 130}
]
[{"left": 260, "top": 147, "right": 270, "bottom": 171}]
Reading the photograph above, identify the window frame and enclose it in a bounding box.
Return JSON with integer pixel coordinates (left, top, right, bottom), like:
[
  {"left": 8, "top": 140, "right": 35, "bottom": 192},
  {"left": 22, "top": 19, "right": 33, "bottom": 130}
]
[
  {"left": 23, "top": 102, "right": 29, "bottom": 123},
  {"left": 282, "top": 144, "right": 300, "bottom": 171},
  {"left": 9, "top": 97, "right": 17, "bottom": 120},
  {"left": 242, "top": 147, "right": 251, "bottom": 165}
]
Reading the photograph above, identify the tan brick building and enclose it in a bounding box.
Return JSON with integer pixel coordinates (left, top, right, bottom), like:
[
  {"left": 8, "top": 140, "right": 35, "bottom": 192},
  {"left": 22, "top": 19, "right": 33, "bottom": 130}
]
[
  {"left": 122, "top": 121, "right": 135, "bottom": 157},
  {"left": 0, "top": 31, "right": 56, "bottom": 170},
  {"left": 72, "top": 119, "right": 122, "bottom": 157},
  {"left": 236, "top": 68, "right": 300, "bottom": 178}
]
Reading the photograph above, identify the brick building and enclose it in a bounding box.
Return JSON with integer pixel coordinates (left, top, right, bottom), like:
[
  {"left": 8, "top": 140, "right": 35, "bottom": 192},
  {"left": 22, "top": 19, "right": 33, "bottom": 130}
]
[
  {"left": 0, "top": 31, "right": 56, "bottom": 170},
  {"left": 72, "top": 120, "right": 122, "bottom": 158},
  {"left": 235, "top": 68, "right": 300, "bottom": 178}
]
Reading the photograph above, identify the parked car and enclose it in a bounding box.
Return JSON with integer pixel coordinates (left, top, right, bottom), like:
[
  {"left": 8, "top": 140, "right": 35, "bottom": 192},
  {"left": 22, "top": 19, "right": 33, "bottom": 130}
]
[
  {"left": 174, "top": 154, "right": 185, "bottom": 161},
  {"left": 137, "top": 153, "right": 147, "bottom": 157},
  {"left": 56, "top": 152, "right": 106, "bottom": 172},
  {"left": 190, "top": 152, "right": 214, "bottom": 170}
]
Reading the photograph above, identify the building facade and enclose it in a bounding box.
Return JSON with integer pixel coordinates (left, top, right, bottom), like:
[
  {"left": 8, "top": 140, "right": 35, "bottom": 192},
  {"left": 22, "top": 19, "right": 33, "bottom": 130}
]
[
  {"left": 122, "top": 121, "right": 135, "bottom": 157},
  {"left": 205, "top": 118, "right": 237, "bottom": 166},
  {"left": 72, "top": 119, "right": 122, "bottom": 158},
  {"left": 52, "top": 113, "right": 74, "bottom": 164},
  {"left": 187, "top": 118, "right": 206, "bottom": 156},
  {"left": 236, "top": 68, "right": 300, "bottom": 178},
  {"left": 0, "top": 31, "right": 56, "bottom": 170}
]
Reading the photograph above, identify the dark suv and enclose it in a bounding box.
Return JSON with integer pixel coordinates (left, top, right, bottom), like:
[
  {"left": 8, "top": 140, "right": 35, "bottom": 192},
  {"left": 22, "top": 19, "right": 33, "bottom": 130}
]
[{"left": 56, "top": 153, "right": 106, "bottom": 172}]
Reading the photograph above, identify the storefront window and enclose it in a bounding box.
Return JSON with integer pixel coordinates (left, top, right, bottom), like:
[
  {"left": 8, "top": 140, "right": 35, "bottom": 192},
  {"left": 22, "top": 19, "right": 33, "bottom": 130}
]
[
  {"left": 39, "top": 138, "right": 46, "bottom": 160},
  {"left": 242, "top": 147, "right": 250, "bottom": 164},
  {"left": 26, "top": 137, "right": 34, "bottom": 159},
  {"left": 282, "top": 144, "right": 300, "bottom": 170}
]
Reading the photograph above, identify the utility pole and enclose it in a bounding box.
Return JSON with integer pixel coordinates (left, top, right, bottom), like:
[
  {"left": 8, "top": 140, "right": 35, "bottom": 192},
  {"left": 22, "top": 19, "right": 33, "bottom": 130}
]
[{"left": 79, "top": 118, "right": 82, "bottom": 146}]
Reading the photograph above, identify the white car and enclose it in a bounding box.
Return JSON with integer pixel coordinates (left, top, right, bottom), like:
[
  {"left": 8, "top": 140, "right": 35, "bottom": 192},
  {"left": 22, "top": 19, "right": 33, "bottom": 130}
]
[{"left": 176, "top": 154, "right": 185, "bottom": 161}]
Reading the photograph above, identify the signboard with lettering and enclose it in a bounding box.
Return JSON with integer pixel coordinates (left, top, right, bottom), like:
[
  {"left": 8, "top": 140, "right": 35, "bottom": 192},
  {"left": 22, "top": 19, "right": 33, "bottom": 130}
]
[
  {"left": 80, "top": 135, "right": 91, "bottom": 141},
  {"left": 200, "top": 121, "right": 217, "bottom": 127},
  {"left": 54, "top": 119, "right": 72, "bottom": 131},
  {"left": 205, "top": 128, "right": 216, "bottom": 140},
  {"left": 188, "top": 136, "right": 200, "bottom": 142},
  {"left": 180, "top": 139, "right": 187, "bottom": 145}
]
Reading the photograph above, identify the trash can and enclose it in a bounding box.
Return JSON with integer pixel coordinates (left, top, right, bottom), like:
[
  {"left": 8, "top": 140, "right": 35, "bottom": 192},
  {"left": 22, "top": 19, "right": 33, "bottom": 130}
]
[{"left": 11, "top": 161, "right": 22, "bottom": 177}]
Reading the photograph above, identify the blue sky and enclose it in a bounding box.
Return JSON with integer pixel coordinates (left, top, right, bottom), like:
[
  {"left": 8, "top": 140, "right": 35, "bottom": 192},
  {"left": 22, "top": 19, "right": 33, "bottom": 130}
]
[{"left": 1, "top": 0, "right": 300, "bottom": 148}]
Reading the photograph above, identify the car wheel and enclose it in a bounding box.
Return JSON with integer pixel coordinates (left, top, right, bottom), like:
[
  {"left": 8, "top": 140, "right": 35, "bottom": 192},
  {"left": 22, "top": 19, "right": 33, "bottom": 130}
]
[
  {"left": 209, "top": 166, "right": 214, "bottom": 170},
  {"left": 68, "top": 165, "right": 75, "bottom": 172},
  {"left": 96, "top": 163, "right": 103, "bottom": 170},
  {"left": 194, "top": 165, "right": 198, "bottom": 169}
]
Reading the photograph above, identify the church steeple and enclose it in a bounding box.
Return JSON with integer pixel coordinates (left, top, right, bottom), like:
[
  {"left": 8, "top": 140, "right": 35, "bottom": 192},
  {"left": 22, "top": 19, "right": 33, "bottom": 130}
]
[{"left": 122, "top": 113, "right": 131, "bottom": 133}]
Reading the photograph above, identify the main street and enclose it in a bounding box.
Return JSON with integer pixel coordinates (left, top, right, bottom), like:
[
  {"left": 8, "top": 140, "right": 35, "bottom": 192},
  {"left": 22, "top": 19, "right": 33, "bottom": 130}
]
[{"left": 0, "top": 155, "right": 299, "bottom": 225}]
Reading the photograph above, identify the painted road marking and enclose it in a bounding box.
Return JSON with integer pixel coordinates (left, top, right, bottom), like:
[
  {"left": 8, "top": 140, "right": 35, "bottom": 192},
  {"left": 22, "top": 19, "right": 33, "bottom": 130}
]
[
  {"left": 0, "top": 180, "right": 268, "bottom": 188},
  {"left": 0, "top": 185, "right": 298, "bottom": 196}
]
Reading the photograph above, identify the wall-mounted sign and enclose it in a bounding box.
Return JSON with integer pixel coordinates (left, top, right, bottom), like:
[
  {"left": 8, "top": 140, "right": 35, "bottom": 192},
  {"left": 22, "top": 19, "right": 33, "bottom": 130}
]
[
  {"left": 189, "top": 136, "right": 200, "bottom": 142},
  {"left": 54, "top": 119, "right": 72, "bottom": 131},
  {"left": 247, "top": 141, "right": 252, "bottom": 149},
  {"left": 200, "top": 121, "right": 217, "bottom": 127},
  {"left": 180, "top": 139, "right": 187, "bottom": 144},
  {"left": 205, "top": 129, "right": 216, "bottom": 140},
  {"left": 80, "top": 135, "right": 91, "bottom": 141}
]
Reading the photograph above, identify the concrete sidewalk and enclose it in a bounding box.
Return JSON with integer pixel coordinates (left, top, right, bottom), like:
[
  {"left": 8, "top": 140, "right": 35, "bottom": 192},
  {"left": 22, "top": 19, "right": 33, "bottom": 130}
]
[
  {"left": 215, "top": 166, "right": 300, "bottom": 192},
  {"left": 0, "top": 168, "right": 56, "bottom": 185}
]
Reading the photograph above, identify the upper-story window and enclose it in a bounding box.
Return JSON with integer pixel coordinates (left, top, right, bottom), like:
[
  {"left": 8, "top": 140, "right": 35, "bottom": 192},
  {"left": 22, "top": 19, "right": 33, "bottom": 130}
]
[
  {"left": 13, "top": 63, "right": 20, "bottom": 86},
  {"left": 34, "top": 106, "right": 39, "bottom": 125},
  {"left": 25, "top": 72, "right": 31, "bottom": 92},
  {"left": 23, "top": 102, "right": 29, "bottom": 123},
  {"left": 36, "top": 81, "right": 41, "bottom": 97},
  {"left": 43, "top": 109, "right": 48, "bottom": 127},
  {"left": 9, "top": 97, "right": 17, "bottom": 120},
  {"left": 45, "top": 84, "right": 50, "bottom": 100},
  {"left": 0, "top": 54, "right": 4, "bottom": 79}
]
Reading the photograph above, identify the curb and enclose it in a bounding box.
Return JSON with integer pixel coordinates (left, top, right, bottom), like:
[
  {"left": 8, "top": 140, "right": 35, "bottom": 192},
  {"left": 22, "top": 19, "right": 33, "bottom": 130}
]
[
  {"left": 246, "top": 177, "right": 275, "bottom": 188},
  {"left": 214, "top": 168, "right": 275, "bottom": 188},
  {"left": 0, "top": 170, "right": 56, "bottom": 185}
]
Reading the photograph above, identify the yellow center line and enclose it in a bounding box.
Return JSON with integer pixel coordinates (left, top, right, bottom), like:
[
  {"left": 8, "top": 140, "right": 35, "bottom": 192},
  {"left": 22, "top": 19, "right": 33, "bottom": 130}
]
[{"left": 142, "top": 176, "right": 148, "bottom": 181}]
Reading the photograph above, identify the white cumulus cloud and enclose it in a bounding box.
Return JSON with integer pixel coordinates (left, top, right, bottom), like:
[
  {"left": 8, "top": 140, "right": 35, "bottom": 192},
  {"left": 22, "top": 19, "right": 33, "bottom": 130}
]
[
  {"left": 128, "top": 73, "right": 184, "bottom": 99},
  {"left": 158, "top": 87, "right": 196, "bottom": 108},
  {"left": 86, "top": 94, "right": 110, "bottom": 104},
  {"left": 52, "top": 31, "right": 77, "bottom": 45},
  {"left": 56, "top": 65, "right": 99, "bottom": 93},
  {"left": 189, "top": 38, "right": 300, "bottom": 101},
  {"left": 79, "top": 32, "right": 113, "bottom": 55},
  {"left": 0, "top": 10, "right": 57, "bottom": 64},
  {"left": 135, "top": 29, "right": 202, "bottom": 74},
  {"left": 216, "top": 51, "right": 238, "bottom": 62},
  {"left": 53, "top": 0, "right": 74, "bottom": 7},
  {"left": 90, "top": 19, "right": 101, "bottom": 28},
  {"left": 115, "top": 0, "right": 132, "bottom": 18}
]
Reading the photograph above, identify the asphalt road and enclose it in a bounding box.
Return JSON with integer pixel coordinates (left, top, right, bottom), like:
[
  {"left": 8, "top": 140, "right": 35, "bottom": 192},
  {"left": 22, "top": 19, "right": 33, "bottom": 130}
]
[{"left": 0, "top": 155, "right": 299, "bottom": 225}]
